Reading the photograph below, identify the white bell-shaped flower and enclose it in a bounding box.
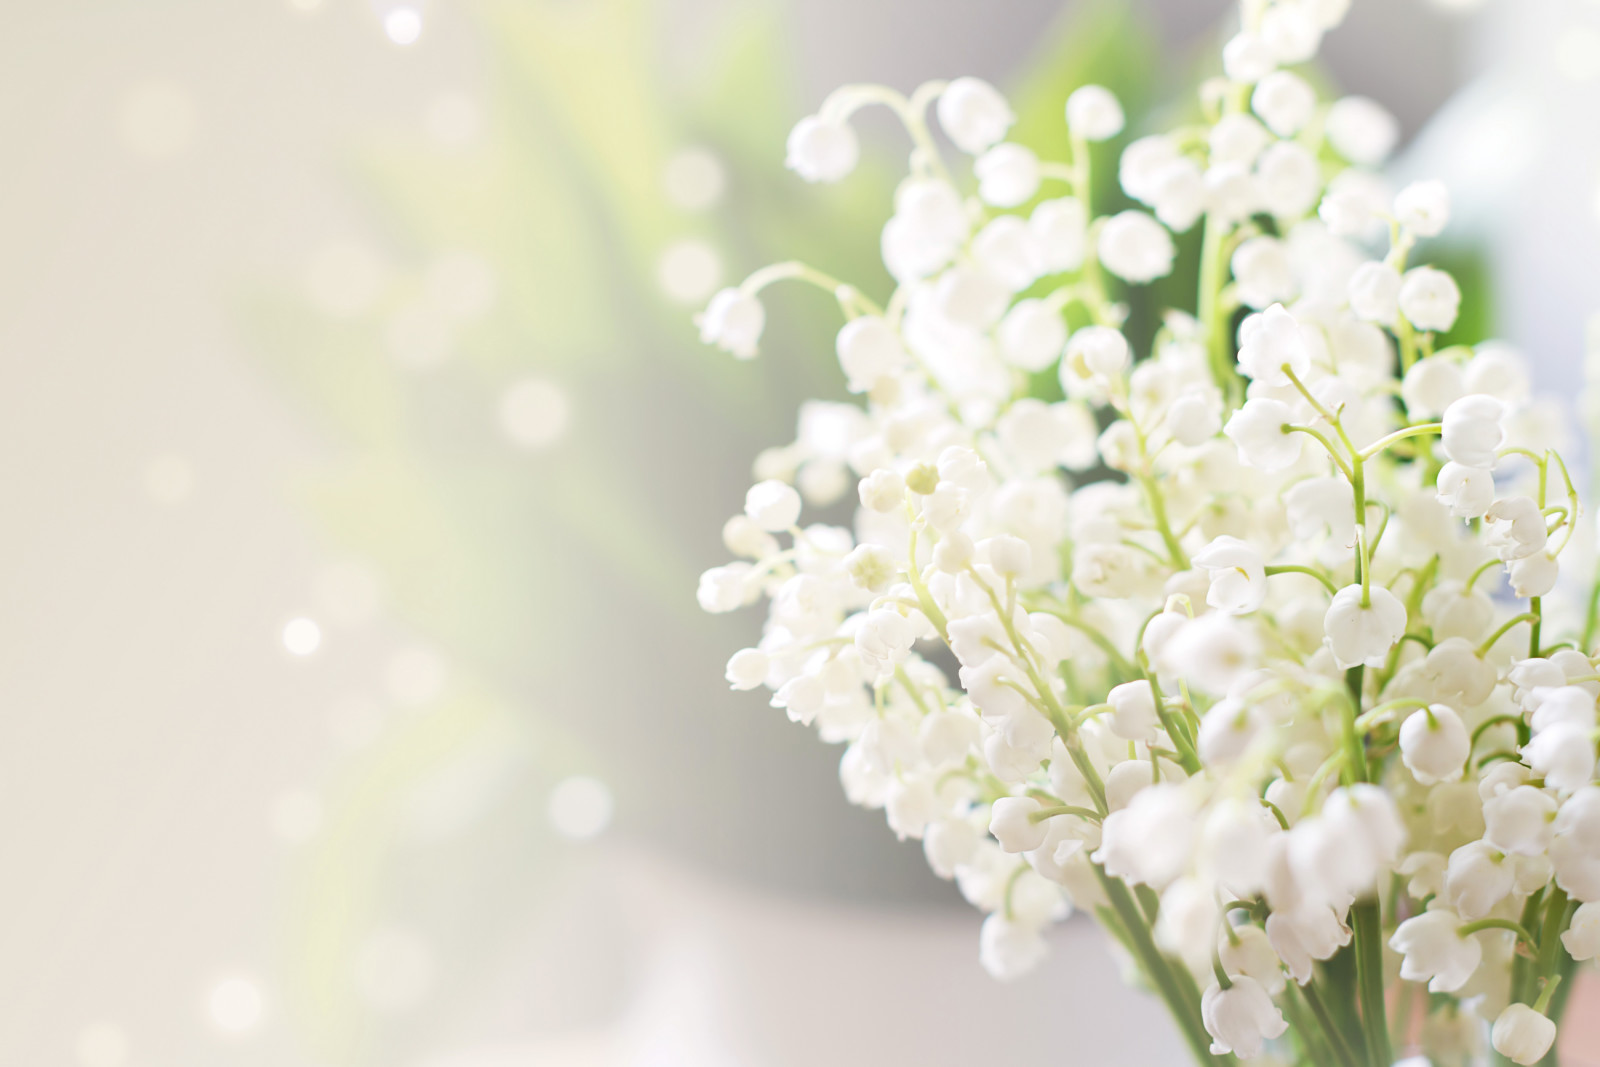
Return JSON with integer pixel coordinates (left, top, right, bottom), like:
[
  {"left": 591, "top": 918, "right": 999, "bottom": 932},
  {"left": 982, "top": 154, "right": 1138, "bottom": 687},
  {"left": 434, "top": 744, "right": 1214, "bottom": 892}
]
[
  {"left": 1524, "top": 721, "right": 1597, "bottom": 794},
  {"left": 698, "top": 562, "right": 755, "bottom": 613},
  {"left": 1347, "top": 261, "right": 1401, "bottom": 324},
  {"left": 1266, "top": 906, "right": 1350, "bottom": 984},
  {"left": 997, "top": 300, "right": 1066, "bottom": 372},
  {"left": 785, "top": 115, "right": 859, "bottom": 183},
  {"left": 937, "top": 77, "right": 1015, "bottom": 154},
  {"left": 1192, "top": 535, "right": 1267, "bottom": 615},
  {"left": 1444, "top": 840, "right": 1514, "bottom": 919},
  {"left": 1399, "top": 704, "right": 1470, "bottom": 785},
  {"left": 1389, "top": 908, "right": 1482, "bottom": 993},
  {"left": 1552, "top": 787, "right": 1600, "bottom": 901},
  {"left": 1030, "top": 197, "right": 1087, "bottom": 273},
  {"left": 745, "top": 479, "right": 802, "bottom": 531},
  {"left": 1483, "top": 785, "right": 1558, "bottom": 856},
  {"left": 1395, "top": 179, "right": 1451, "bottom": 238},
  {"left": 698, "top": 287, "right": 766, "bottom": 359},
  {"left": 1509, "top": 553, "right": 1560, "bottom": 599},
  {"left": 1231, "top": 237, "right": 1297, "bottom": 310},
  {"left": 1562, "top": 901, "right": 1600, "bottom": 960},
  {"left": 1326, "top": 95, "right": 1399, "bottom": 165},
  {"left": 725, "top": 648, "right": 769, "bottom": 690},
  {"left": 1436, "top": 462, "right": 1494, "bottom": 519},
  {"left": 1222, "top": 32, "right": 1277, "bottom": 84},
  {"left": 975, "top": 143, "right": 1041, "bottom": 208},
  {"left": 1236, "top": 303, "right": 1313, "bottom": 385},
  {"left": 835, "top": 316, "right": 909, "bottom": 393},
  {"left": 1064, "top": 84, "right": 1124, "bottom": 141},
  {"left": 1400, "top": 266, "right": 1462, "bottom": 332},
  {"left": 989, "top": 795, "right": 1048, "bottom": 853},
  {"left": 1220, "top": 924, "right": 1287, "bottom": 995},
  {"left": 1484, "top": 496, "right": 1548, "bottom": 561},
  {"left": 1225, "top": 397, "right": 1304, "bottom": 471},
  {"left": 1105, "top": 679, "right": 1159, "bottom": 743},
  {"left": 1252, "top": 70, "right": 1315, "bottom": 136},
  {"left": 1257, "top": 142, "right": 1321, "bottom": 218},
  {"left": 1440, "top": 394, "right": 1505, "bottom": 469},
  {"left": 1097, "top": 210, "right": 1175, "bottom": 283},
  {"left": 1201, "top": 975, "right": 1288, "bottom": 1059},
  {"left": 1323, "top": 584, "right": 1407, "bottom": 669},
  {"left": 1092, "top": 783, "right": 1195, "bottom": 888},
  {"left": 972, "top": 215, "right": 1044, "bottom": 291},
  {"left": 1491, "top": 1003, "right": 1557, "bottom": 1066}
]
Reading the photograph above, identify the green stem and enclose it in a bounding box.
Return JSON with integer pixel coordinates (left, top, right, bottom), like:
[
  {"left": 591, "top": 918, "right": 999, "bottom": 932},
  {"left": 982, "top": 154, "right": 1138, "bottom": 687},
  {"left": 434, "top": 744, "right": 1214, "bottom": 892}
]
[
  {"left": 1300, "top": 979, "right": 1362, "bottom": 1067},
  {"left": 1264, "top": 564, "right": 1340, "bottom": 596},
  {"left": 1351, "top": 900, "right": 1392, "bottom": 1067},
  {"left": 1458, "top": 918, "right": 1538, "bottom": 947},
  {"left": 1096, "top": 868, "right": 1233, "bottom": 1066}
]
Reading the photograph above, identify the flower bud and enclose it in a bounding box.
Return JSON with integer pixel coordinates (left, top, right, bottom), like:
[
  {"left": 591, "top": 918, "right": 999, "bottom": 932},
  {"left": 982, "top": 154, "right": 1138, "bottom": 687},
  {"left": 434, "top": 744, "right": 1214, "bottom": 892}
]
[
  {"left": 698, "top": 287, "right": 765, "bottom": 359},
  {"left": 1441, "top": 394, "right": 1505, "bottom": 469},
  {"left": 745, "top": 479, "right": 802, "bottom": 531},
  {"left": 974, "top": 143, "right": 1041, "bottom": 207},
  {"left": 858, "top": 468, "right": 905, "bottom": 513},
  {"left": 1436, "top": 462, "right": 1494, "bottom": 518},
  {"left": 1326, "top": 95, "right": 1399, "bottom": 165},
  {"left": 1400, "top": 266, "right": 1462, "bottom": 333},
  {"left": 1097, "top": 210, "right": 1175, "bottom": 284},
  {"left": 725, "top": 648, "right": 769, "bottom": 690},
  {"left": 1395, "top": 179, "right": 1451, "bottom": 238},
  {"left": 937, "top": 77, "right": 1014, "bottom": 154},
  {"left": 984, "top": 534, "right": 1032, "bottom": 578},
  {"left": 1398, "top": 704, "right": 1470, "bottom": 785},
  {"left": 1491, "top": 1003, "right": 1557, "bottom": 1066},
  {"left": 1105, "top": 680, "right": 1159, "bottom": 743},
  {"left": 1201, "top": 976, "right": 1288, "bottom": 1059},
  {"left": 836, "top": 316, "right": 909, "bottom": 393},
  {"left": 1251, "top": 70, "right": 1315, "bottom": 136},
  {"left": 1389, "top": 908, "right": 1481, "bottom": 993},
  {"left": 785, "top": 115, "right": 859, "bottom": 182},
  {"left": 1064, "top": 85, "right": 1124, "bottom": 141},
  {"left": 990, "top": 795, "right": 1047, "bottom": 853}
]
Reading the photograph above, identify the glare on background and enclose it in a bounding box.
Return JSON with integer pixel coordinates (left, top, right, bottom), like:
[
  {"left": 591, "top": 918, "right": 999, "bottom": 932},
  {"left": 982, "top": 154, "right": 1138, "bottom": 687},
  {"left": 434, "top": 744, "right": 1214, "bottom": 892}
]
[
  {"left": 547, "top": 775, "right": 614, "bottom": 840},
  {"left": 206, "top": 975, "right": 266, "bottom": 1036},
  {"left": 74, "top": 1022, "right": 129, "bottom": 1067},
  {"left": 499, "top": 378, "right": 571, "bottom": 450},
  {"left": 662, "top": 148, "right": 727, "bottom": 212},
  {"left": 282, "top": 617, "right": 322, "bottom": 656},
  {"left": 117, "top": 80, "right": 196, "bottom": 160},
  {"left": 656, "top": 239, "right": 723, "bottom": 305}
]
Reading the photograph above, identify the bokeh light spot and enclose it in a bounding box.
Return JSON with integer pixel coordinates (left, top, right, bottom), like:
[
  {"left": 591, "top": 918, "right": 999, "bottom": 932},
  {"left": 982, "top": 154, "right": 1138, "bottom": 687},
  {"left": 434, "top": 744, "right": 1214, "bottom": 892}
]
[
  {"left": 385, "top": 646, "right": 448, "bottom": 707},
  {"left": 143, "top": 454, "right": 193, "bottom": 503},
  {"left": 311, "top": 560, "right": 383, "bottom": 628},
  {"left": 662, "top": 147, "right": 727, "bottom": 211},
  {"left": 269, "top": 789, "right": 322, "bottom": 844},
  {"left": 426, "top": 252, "right": 498, "bottom": 321},
  {"left": 282, "top": 617, "right": 322, "bottom": 657},
  {"left": 423, "top": 91, "right": 483, "bottom": 149},
  {"left": 1557, "top": 26, "right": 1600, "bottom": 82},
  {"left": 206, "top": 975, "right": 265, "bottom": 1035},
  {"left": 384, "top": 7, "right": 423, "bottom": 45},
  {"left": 355, "top": 929, "right": 434, "bottom": 1011},
  {"left": 75, "top": 1022, "right": 128, "bottom": 1067},
  {"left": 548, "top": 775, "right": 614, "bottom": 840},
  {"left": 656, "top": 239, "right": 723, "bottom": 305},
  {"left": 499, "top": 378, "right": 571, "bottom": 450},
  {"left": 305, "top": 241, "right": 387, "bottom": 319},
  {"left": 117, "top": 81, "right": 196, "bottom": 159}
]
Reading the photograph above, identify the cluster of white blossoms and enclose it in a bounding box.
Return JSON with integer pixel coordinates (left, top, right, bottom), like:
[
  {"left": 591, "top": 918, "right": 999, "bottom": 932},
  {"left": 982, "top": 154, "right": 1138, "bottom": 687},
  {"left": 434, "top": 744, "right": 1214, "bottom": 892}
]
[{"left": 695, "top": 2, "right": 1598, "bottom": 1064}]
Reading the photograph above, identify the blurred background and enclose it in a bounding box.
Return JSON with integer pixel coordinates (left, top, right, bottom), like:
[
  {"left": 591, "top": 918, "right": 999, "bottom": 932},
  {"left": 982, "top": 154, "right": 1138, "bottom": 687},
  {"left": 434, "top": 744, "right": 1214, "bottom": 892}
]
[{"left": 5, "top": 0, "right": 1599, "bottom": 1064}]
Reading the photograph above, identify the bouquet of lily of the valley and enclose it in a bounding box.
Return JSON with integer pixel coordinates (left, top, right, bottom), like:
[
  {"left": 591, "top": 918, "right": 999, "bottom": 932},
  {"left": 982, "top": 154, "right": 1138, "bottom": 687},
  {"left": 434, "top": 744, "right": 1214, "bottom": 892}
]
[{"left": 693, "top": 1, "right": 1600, "bottom": 1063}]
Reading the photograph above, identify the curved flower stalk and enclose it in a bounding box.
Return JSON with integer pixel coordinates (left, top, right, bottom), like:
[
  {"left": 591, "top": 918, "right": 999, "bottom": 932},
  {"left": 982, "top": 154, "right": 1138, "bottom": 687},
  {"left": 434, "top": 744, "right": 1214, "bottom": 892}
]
[{"left": 695, "top": 1, "right": 1597, "bottom": 1064}]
